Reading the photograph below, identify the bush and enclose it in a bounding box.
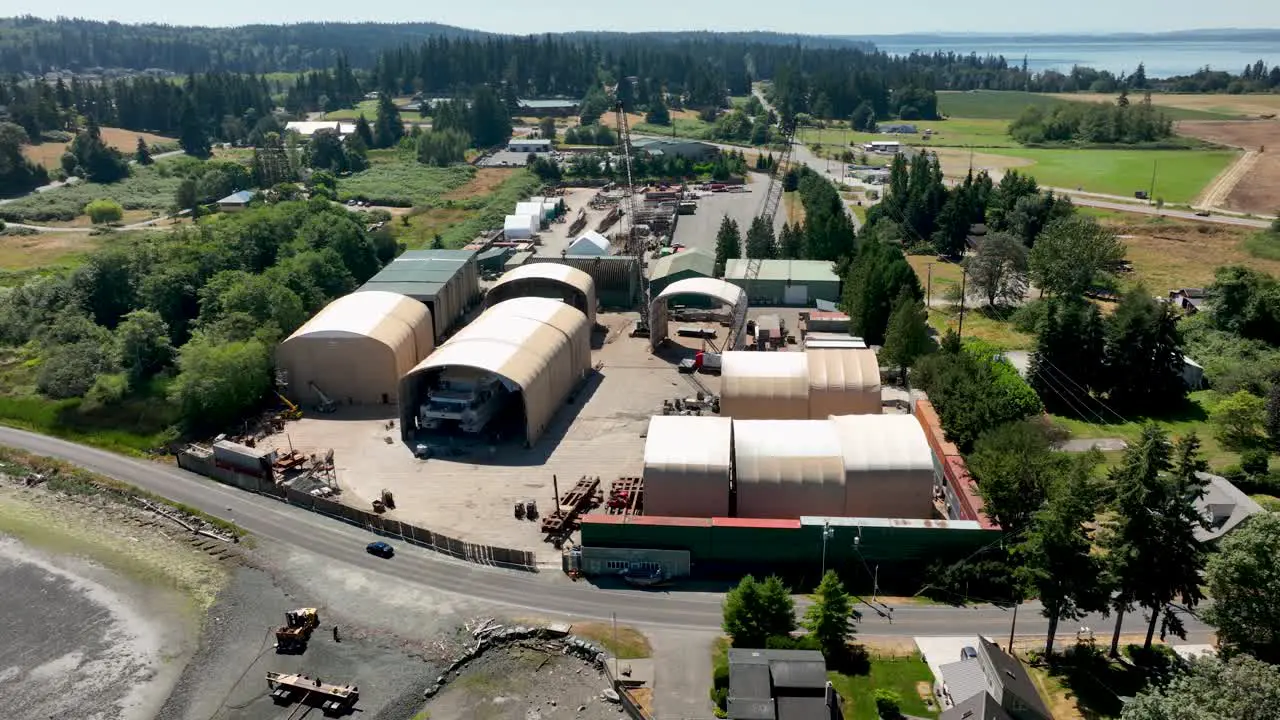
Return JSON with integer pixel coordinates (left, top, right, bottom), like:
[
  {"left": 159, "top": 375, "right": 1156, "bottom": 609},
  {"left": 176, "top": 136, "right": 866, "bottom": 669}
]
[
  {"left": 1011, "top": 298, "right": 1050, "bottom": 333},
  {"left": 1241, "top": 449, "right": 1271, "bottom": 477},
  {"left": 874, "top": 689, "right": 902, "bottom": 719},
  {"left": 84, "top": 198, "right": 124, "bottom": 224},
  {"left": 0, "top": 162, "right": 185, "bottom": 223},
  {"left": 709, "top": 686, "right": 728, "bottom": 712}
]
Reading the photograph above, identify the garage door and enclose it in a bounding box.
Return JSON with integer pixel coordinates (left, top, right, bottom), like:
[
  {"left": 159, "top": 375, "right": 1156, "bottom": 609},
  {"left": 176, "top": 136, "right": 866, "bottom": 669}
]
[{"left": 783, "top": 284, "right": 808, "bottom": 305}]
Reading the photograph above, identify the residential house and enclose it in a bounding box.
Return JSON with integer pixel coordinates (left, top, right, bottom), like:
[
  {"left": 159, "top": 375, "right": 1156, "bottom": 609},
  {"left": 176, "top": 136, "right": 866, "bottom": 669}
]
[
  {"left": 517, "top": 98, "right": 580, "bottom": 117},
  {"left": 936, "top": 638, "right": 1050, "bottom": 720},
  {"left": 284, "top": 121, "right": 357, "bottom": 138},
  {"left": 727, "top": 648, "right": 842, "bottom": 720},
  {"left": 217, "top": 190, "right": 254, "bottom": 213},
  {"left": 940, "top": 692, "right": 1014, "bottom": 720},
  {"left": 1168, "top": 288, "right": 1207, "bottom": 315},
  {"left": 1195, "top": 472, "right": 1265, "bottom": 542},
  {"left": 631, "top": 137, "right": 719, "bottom": 161}
]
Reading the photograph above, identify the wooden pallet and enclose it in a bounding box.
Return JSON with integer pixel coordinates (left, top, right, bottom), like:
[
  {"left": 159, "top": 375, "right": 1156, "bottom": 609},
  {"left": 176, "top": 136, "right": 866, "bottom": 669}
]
[
  {"left": 541, "top": 475, "right": 601, "bottom": 536},
  {"left": 606, "top": 476, "right": 644, "bottom": 516}
]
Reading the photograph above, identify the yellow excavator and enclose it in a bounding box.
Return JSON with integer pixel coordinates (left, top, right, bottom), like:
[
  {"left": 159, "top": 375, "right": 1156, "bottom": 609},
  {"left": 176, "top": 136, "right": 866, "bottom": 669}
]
[
  {"left": 275, "top": 608, "right": 319, "bottom": 653},
  {"left": 276, "top": 392, "right": 303, "bottom": 420}
]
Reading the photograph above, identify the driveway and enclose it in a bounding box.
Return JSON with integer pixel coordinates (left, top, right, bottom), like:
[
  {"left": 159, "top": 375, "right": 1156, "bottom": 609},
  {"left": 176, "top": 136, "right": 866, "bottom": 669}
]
[
  {"left": 913, "top": 635, "right": 981, "bottom": 683},
  {"left": 644, "top": 627, "right": 718, "bottom": 719}
]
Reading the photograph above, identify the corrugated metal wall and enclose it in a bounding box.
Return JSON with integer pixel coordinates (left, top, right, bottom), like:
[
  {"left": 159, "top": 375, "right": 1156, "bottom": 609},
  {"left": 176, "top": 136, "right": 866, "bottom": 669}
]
[{"left": 529, "top": 256, "right": 641, "bottom": 309}]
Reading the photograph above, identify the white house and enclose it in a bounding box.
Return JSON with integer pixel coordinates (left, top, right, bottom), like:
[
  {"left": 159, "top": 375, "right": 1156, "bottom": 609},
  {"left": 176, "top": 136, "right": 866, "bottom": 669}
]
[
  {"left": 566, "top": 230, "right": 611, "bottom": 256},
  {"left": 285, "top": 121, "right": 358, "bottom": 138},
  {"left": 503, "top": 214, "right": 538, "bottom": 240},
  {"left": 508, "top": 138, "right": 553, "bottom": 154}
]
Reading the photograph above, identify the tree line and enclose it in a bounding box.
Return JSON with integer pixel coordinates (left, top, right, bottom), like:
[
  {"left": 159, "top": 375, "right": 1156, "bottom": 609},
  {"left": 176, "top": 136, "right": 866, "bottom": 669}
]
[{"left": 1009, "top": 92, "right": 1175, "bottom": 146}]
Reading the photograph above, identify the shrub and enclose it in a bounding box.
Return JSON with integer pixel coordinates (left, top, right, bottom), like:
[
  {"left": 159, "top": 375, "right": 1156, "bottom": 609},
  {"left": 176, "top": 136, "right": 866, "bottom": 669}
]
[
  {"left": 709, "top": 687, "right": 728, "bottom": 712},
  {"left": 85, "top": 198, "right": 124, "bottom": 224},
  {"left": 1241, "top": 449, "right": 1271, "bottom": 477},
  {"left": 874, "top": 688, "right": 902, "bottom": 718}
]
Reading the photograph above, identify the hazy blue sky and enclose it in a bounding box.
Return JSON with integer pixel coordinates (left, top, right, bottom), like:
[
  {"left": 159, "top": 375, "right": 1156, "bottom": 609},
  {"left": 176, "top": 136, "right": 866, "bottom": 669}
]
[{"left": 9, "top": 0, "right": 1279, "bottom": 34}]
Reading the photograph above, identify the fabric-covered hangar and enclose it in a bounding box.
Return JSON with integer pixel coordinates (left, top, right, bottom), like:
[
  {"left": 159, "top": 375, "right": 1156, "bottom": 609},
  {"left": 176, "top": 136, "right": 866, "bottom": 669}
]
[{"left": 486, "top": 263, "right": 598, "bottom": 325}]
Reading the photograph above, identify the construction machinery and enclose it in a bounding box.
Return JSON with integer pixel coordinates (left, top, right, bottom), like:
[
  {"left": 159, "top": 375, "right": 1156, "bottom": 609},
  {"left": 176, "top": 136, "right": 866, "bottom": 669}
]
[
  {"left": 275, "top": 608, "right": 319, "bottom": 653},
  {"left": 275, "top": 392, "right": 303, "bottom": 420},
  {"left": 266, "top": 671, "right": 359, "bottom": 715},
  {"left": 308, "top": 382, "right": 337, "bottom": 414}
]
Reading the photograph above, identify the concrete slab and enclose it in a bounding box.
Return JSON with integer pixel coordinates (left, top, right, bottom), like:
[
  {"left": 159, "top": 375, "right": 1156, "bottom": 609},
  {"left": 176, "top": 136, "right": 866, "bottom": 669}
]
[{"left": 913, "top": 635, "right": 982, "bottom": 684}]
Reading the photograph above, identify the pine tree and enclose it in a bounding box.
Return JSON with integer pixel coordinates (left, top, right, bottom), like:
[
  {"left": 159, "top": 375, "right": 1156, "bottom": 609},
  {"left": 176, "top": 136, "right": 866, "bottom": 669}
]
[
  {"left": 1029, "top": 298, "right": 1106, "bottom": 414},
  {"left": 178, "top": 98, "right": 211, "bottom": 158},
  {"left": 745, "top": 216, "right": 776, "bottom": 259},
  {"left": 722, "top": 575, "right": 797, "bottom": 648},
  {"left": 804, "top": 571, "right": 853, "bottom": 662},
  {"left": 1266, "top": 382, "right": 1280, "bottom": 450},
  {"left": 882, "top": 288, "right": 933, "bottom": 385},
  {"left": 778, "top": 222, "right": 805, "bottom": 259},
  {"left": 354, "top": 113, "right": 374, "bottom": 149},
  {"left": 373, "top": 92, "right": 404, "bottom": 149},
  {"left": 713, "top": 215, "right": 741, "bottom": 276},
  {"left": 134, "top": 136, "right": 153, "bottom": 165}
]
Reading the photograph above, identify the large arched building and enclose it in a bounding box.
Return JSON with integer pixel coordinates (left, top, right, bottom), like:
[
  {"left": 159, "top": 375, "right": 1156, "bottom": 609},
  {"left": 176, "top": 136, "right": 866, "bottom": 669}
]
[
  {"left": 399, "top": 298, "right": 591, "bottom": 446},
  {"left": 486, "top": 263, "right": 597, "bottom": 325},
  {"left": 718, "top": 349, "right": 881, "bottom": 419},
  {"left": 276, "top": 291, "right": 434, "bottom": 407},
  {"left": 648, "top": 277, "right": 747, "bottom": 351}
]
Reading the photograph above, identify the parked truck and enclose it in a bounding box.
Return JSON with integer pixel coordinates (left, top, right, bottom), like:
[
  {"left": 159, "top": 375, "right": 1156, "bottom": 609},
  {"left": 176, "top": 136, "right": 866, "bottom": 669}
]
[{"left": 419, "top": 368, "right": 511, "bottom": 434}]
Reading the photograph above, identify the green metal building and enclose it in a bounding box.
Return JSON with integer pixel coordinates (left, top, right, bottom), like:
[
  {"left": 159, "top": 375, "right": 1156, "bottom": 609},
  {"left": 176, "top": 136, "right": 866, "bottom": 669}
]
[
  {"left": 648, "top": 248, "right": 716, "bottom": 308},
  {"left": 357, "top": 249, "right": 480, "bottom": 341},
  {"left": 723, "top": 259, "right": 841, "bottom": 307}
]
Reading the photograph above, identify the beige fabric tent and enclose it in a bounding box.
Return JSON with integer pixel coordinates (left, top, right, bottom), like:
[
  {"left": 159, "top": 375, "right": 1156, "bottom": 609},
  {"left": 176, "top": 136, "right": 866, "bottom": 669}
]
[
  {"left": 733, "top": 419, "right": 847, "bottom": 519},
  {"left": 719, "top": 352, "right": 811, "bottom": 420},
  {"left": 648, "top": 277, "right": 747, "bottom": 351},
  {"left": 487, "top": 263, "right": 597, "bottom": 325},
  {"left": 808, "top": 348, "right": 882, "bottom": 416},
  {"left": 276, "top": 291, "right": 433, "bottom": 406},
  {"left": 399, "top": 298, "right": 590, "bottom": 445},
  {"left": 830, "top": 414, "right": 935, "bottom": 518},
  {"left": 642, "top": 416, "right": 732, "bottom": 517}
]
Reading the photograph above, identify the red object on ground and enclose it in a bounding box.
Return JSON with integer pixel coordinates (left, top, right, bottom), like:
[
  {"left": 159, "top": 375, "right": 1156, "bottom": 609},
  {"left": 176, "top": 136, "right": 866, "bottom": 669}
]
[{"left": 694, "top": 352, "right": 704, "bottom": 370}]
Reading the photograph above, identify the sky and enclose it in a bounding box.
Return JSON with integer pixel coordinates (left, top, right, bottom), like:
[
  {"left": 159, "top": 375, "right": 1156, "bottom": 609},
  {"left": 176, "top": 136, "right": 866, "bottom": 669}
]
[{"left": 8, "top": 0, "right": 1280, "bottom": 35}]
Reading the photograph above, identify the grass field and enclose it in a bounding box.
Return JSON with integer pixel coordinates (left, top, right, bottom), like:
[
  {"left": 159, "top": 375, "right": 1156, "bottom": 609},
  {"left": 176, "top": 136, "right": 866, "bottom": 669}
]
[
  {"left": 829, "top": 655, "right": 939, "bottom": 720},
  {"left": 1050, "top": 389, "right": 1236, "bottom": 469},
  {"left": 979, "top": 147, "right": 1237, "bottom": 202},
  {"left": 1115, "top": 220, "right": 1280, "bottom": 290},
  {"left": 799, "top": 118, "right": 1020, "bottom": 150},
  {"left": 1059, "top": 92, "right": 1278, "bottom": 118},
  {"left": 21, "top": 127, "right": 177, "bottom": 170},
  {"left": 0, "top": 164, "right": 186, "bottom": 223},
  {"left": 335, "top": 153, "right": 476, "bottom": 206},
  {"left": 321, "top": 99, "right": 384, "bottom": 121},
  {"left": 391, "top": 168, "right": 542, "bottom": 249},
  {"left": 0, "top": 232, "right": 99, "bottom": 271}
]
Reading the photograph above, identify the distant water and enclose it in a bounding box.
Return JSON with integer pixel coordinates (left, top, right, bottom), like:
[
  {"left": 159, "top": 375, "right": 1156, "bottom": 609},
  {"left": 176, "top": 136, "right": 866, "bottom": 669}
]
[{"left": 873, "top": 39, "right": 1279, "bottom": 79}]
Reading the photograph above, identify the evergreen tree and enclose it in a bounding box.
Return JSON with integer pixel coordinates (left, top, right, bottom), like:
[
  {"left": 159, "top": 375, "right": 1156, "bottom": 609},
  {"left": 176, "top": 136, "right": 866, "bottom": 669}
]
[
  {"left": 1104, "top": 288, "right": 1187, "bottom": 413},
  {"left": 470, "top": 85, "right": 513, "bottom": 148},
  {"left": 778, "top": 222, "right": 805, "bottom": 259},
  {"left": 373, "top": 92, "right": 404, "bottom": 149},
  {"left": 1101, "top": 427, "right": 1209, "bottom": 656},
  {"left": 645, "top": 93, "right": 671, "bottom": 125},
  {"left": 745, "top": 216, "right": 777, "bottom": 259},
  {"left": 178, "top": 98, "right": 211, "bottom": 158},
  {"left": 354, "top": 113, "right": 374, "bottom": 149},
  {"left": 803, "top": 571, "right": 853, "bottom": 662},
  {"left": 722, "top": 575, "right": 797, "bottom": 648},
  {"left": 967, "top": 421, "right": 1058, "bottom": 537},
  {"left": 881, "top": 288, "right": 932, "bottom": 384},
  {"left": 1266, "top": 382, "right": 1280, "bottom": 450},
  {"left": 69, "top": 119, "right": 131, "bottom": 182},
  {"left": 713, "top": 215, "right": 741, "bottom": 276},
  {"left": 134, "top": 136, "right": 153, "bottom": 165},
  {"left": 841, "top": 238, "right": 921, "bottom": 345},
  {"left": 1028, "top": 298, "right": 1106, "bottom": 413}
]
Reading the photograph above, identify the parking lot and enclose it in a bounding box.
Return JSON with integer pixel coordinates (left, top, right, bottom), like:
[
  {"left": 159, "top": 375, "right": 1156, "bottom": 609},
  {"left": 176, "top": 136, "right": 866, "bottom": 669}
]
[
  {"left": 261, "top": 312, "right": 722, "bottom": 564},
  {"left": 671, "top": 172, "right": 788, "bottom": 255}
]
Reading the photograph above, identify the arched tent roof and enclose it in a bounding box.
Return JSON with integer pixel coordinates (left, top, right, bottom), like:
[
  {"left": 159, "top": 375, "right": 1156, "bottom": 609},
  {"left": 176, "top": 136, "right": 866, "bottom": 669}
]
[
  {"left": 733, "top": 419, "right": 847, "bottom": 519},
  {"left": 829, "top": 414, "right": 935, "bottom": 518},
  {"left": 399, "top": 298, "right": 590, "bottom": 445},
  {"left": 642, "top": 416, "right": 732, "bottom": 517},
  {"left": 277, "top": 291, "right": 433, "bottom": 405},
  {"left": 487, "top": 263, "right": 597, "bottom": 325},
  {"left": 807, "top": 348, "right": 881, "bottom": 416},
  {"left": 649, "top": 277, "right": 747, "bottom": 351},
  {"left": 719, "top": 352, "right": 810, "bottom": 420}
]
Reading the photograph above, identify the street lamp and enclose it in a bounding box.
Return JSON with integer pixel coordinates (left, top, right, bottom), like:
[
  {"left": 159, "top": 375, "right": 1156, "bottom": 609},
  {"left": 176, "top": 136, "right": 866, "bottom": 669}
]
[{"left": 820, "top": 521, "right": 834, "bottom": 576}]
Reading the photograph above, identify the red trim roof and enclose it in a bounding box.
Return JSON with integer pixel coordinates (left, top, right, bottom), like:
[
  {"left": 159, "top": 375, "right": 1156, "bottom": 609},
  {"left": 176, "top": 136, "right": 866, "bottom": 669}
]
[
  {"left": 711, "top": 517, "right": 803, "bottom": 529},
  {"left": 626, "top": 515, "right": 712, "bottom": 527}
]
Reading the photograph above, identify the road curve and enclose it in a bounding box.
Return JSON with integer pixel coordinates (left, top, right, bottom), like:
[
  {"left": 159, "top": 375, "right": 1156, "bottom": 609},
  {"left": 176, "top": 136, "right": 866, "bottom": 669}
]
[{"left": 0, "top": 426, "right": 1213, "bottom": 642}]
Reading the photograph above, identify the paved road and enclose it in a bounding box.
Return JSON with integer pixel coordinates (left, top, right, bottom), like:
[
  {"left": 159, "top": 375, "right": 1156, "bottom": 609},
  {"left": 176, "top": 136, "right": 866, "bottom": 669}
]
[{"left": 0, "top": 426, "right": 1214, "bottom": 642}]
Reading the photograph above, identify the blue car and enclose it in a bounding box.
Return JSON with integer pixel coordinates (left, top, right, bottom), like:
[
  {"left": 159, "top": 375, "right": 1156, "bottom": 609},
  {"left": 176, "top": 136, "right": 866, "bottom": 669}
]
[{"left": 366, "top": 541, "right": 394, "bottom": 558}]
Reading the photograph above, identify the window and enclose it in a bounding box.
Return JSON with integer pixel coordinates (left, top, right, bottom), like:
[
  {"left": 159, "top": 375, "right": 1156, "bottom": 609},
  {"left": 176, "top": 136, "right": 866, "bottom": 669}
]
[{"left": 606, "top": 560, "right": 628, "bottom": 570}]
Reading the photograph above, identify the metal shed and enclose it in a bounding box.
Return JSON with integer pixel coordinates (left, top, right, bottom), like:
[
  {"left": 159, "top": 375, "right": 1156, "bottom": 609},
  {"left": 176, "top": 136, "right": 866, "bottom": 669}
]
[
  {"left": 647, "top": 248, "right": 716, "bottom": 305},
  {"left": 487, "top": 263, "right": 597, "bottom": 325},
  {"left": 724, "top": 259, "right": 841, "bottom": 306},
  {"left": 642, "top": 416, "right": 732, "bottom": 518},
  {"left": 807, "top": 348, "right": 881, "bottom": 416},
  {"left": 357, "top": 249, "right": 479, "bottom": 341},
  {"left": 719, "top": 352, "right": 811, "bottom": 420},
  {"left": 398, "top": 298, "right": 591, "bottom": 446},
  {"left": 830, "top": 414, "right": 936, "bottom": 519},
  {"left": 276, "top": 291, "right": 433, "bottom": 407},
  {"left": 733, "top": 419, "right": 847, "bottom": 519}
]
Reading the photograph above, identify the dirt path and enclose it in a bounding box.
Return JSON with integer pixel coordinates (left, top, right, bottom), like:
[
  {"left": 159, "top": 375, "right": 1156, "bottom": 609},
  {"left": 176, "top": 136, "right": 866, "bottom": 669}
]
[{"left": 1195, "top": 149, "right": 1258, "bottom": 209}]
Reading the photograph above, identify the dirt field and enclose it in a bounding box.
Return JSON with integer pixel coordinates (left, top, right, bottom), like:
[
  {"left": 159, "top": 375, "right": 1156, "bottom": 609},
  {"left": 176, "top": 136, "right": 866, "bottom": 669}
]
[
  {"left": 1067, "top": 93, "right": 1280, "bottom": 118},
  {"left": 420, "top": 644, "right": 617, "bottom": 720},
  {"left": 21, "top": 127, "right": 177, "bottom": 170},
  {"left": 443, "top": 167, "right": 518, "bottom": 200},
  {"left": 1176, "top": 120, "right": 1280, "bottom": 214},
  {"left": 261, "top": 312, "right": 724, "bottom": 563}
]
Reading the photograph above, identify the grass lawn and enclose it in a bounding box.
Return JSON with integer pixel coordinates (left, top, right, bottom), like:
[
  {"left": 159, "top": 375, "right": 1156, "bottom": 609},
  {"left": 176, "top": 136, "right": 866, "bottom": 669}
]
[
  {"left": 570, "top": 622, "right": 653, "bottom": 659},
  {"left": 929, "top": 306, "right": 1035, "bottom": 350},
  {"left": 800, "top": 118, "right": 1020, "bottom": 150},
  {"left": 321, "top": 98, "right": 384, "bottom": 121},
  {"left": 829, "top": 654, "right": 939, "bottom": 720},
  {"left": 1048, "top": 389, "right": 1242, "bottom": 470},
  {"left": 335, "top": 153, "right": 477, "bottom": 206},
  {"left": 907, "top": 254, "right": 963, "bottom": 295},
  {"left": 632, "top": 115, "right": 715, "bottom": 140},
  {"left": 980, "top": 147, "right": 1237, "bottom": 203},
  {"left": 0, "top": 231, "right": 99, "bottom": 271}
]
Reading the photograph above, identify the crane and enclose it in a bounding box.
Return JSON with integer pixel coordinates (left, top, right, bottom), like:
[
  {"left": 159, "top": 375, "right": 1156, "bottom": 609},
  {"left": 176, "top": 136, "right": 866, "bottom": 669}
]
[
  {"left": 614, "top": 99, "right": 653, "bottom": 336},
  {"left": 731, "top": 119, "right": 796, "bottom": 350}
]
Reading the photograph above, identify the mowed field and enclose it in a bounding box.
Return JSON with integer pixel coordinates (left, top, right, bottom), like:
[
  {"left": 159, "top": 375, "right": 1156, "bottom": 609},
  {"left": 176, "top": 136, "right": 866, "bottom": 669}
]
[
  {"left": 940, "top": 90, "right": 1239, "bottom": 121},
  {"left": 1176, "top": 120, "right": 1280, "bottom": 214},
  {"left": 976, "top": 147, "right": 1237, "bottom": 203},
  {"left": 1061, "top": 92, "right": 1280, "bottom": 119},
  {"left": 21, "top": 127, "right": 176, "bottom": 170}
]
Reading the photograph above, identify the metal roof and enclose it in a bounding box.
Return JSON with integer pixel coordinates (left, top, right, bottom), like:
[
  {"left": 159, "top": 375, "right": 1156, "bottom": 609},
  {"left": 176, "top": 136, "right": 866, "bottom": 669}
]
[
  {"left": 283, "top": 291, "right": 432, "bottom": 349},
  {"left": 720, "top": 352, "right": 811, "bottom": 420},
  {"left": 518, "top": 98, "right": 579, "bottom": 108},
  {"left": 940, "top": 692, "right": 1013, "bottom": 720},
  {"left": 655, "top": 277, "right": 745, "bottom": 307},
  {"left": 359, "top": 251, "right": 474, "bottom": 301},
  {"left": 649, "top": 248, "right": 715, "bottom": 281},
  {"left": 938, "top": 659, "right": 990, "bottom": 708},
  {"left": 508, "top": 137, "right": 552, "bottom": 146},
  {"left": 724, "top": 259, "right": 839, "bottom": 284},
  {"left": 1195, "top": 472, "right": 1265, "bottom": 542},
  {"left": 978, "top": 637, "right": 1051, "bottom": 719},
  {"left": 219, "top": 190, "right": 254, "bottom": 204},
  {"left": 284, "top": 120, "right": 357, "bottom": 136}
]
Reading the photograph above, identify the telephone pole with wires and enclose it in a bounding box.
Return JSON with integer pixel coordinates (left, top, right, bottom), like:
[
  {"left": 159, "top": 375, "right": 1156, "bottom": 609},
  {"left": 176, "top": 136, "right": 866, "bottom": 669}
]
[{"left": 957, "top": 268, "right": 968, "bottom": 338}]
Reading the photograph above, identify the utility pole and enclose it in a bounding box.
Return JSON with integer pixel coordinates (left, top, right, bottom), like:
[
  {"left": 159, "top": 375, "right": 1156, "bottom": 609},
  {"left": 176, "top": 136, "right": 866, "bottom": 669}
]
[
  {"left": 820, "top": 521, "right": 833, "bottom": 576},
  {"left": 1008, "top": 602, "right": 1019, "bottom": 653},
  {"left": 1149, "top": 159, "right": 1158, "bottom": 205},
  {"left": 926, "top": 262, "right": 934, "bottom": 308},
  {"left": 612, "top": 612, "right": 619, "bottom": 677},
  {"left": 872, "top": 564, "right": 880, "bottom": 604},
  {"left": 957, "top": 269, "right": 967, "bottom": 338}
]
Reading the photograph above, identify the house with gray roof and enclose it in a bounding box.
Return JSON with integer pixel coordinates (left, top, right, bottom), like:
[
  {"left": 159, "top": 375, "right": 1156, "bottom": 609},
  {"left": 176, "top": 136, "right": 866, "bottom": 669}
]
[
  {"left": 940, "top": 692, "right": 1015, "bottom": 720},
  {"left": 1195, "top": 472, "right": 1265, "bottom": 543},
  {"left": 727, "top": 648, "right": 841, "bottom": 720},
  {"left": 936, "top": 638, "right": 1050, "bottom": 720}
]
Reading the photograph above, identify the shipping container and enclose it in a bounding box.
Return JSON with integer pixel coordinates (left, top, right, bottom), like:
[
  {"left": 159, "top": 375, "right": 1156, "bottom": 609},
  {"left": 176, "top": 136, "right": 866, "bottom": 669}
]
[{"left": 212, "top": 440, "right": 272, "bottom": 476}]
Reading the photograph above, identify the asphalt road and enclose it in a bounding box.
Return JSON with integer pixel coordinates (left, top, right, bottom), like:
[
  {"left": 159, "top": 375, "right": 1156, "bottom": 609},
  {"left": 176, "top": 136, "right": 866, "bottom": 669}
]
[{"left": 0, "top": 427, "right": 1214, "bottom": 643}]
